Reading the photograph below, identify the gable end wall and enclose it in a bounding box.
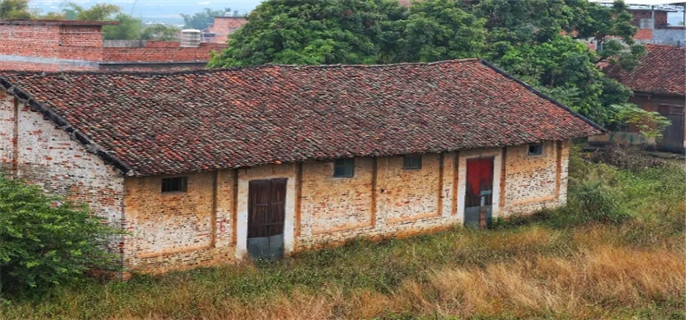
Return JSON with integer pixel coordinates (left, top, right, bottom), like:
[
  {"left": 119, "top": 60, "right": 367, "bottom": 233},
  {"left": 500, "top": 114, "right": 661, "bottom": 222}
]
[{"left": 0, "top": 91, "right": 125, "bottom": 246}]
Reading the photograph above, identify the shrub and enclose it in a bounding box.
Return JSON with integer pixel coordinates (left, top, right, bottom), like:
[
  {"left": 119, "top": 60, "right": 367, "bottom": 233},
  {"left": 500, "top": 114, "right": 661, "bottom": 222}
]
[
  {"left": 568, "top": 181, "right": 630, "bottom": 225},
  {"left": 586, "top": 144, "right": 665, "bottom": 173},
  {"left": 0, "top": 175, "right": 122, "bottom": 297}
]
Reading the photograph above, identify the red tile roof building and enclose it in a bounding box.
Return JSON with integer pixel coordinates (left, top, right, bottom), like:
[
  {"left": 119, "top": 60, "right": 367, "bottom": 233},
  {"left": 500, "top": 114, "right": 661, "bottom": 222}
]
[
  {"left": 0, "top": 59, "right": 601, "bottom": 176},
  {"left": 604, "top": 44, "right": 685, "bottom": 152},
  {"left": 0, "top": 59, "right": 602, "bottom": 272},
  {"left": 604, "top": 44, "right": 685, "bottom": 97}
]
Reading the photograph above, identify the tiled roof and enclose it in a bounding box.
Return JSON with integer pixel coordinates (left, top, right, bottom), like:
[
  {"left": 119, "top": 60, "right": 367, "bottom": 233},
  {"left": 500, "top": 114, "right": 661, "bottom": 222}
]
[
  {"left": 604, "top": 44, "right": 685, "bottom": 97},
  {"left": 0, "top": 59, "right": 602, "bottom": 176}
]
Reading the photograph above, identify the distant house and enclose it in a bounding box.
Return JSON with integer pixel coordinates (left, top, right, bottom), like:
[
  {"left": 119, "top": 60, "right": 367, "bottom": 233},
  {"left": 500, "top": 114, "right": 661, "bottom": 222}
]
[
  {"left": 0, "top": 19, "right": 226, "bottom": 72},
  {"left": 205, "top": 16, "right": 248, "bottom": 44},
  {"left": 627, "top": 8, "right": 685, "bottom": 47},
  {"left": 0, "top": 59, "right": 601, "bottom": 275},
  {"left": 603, "top": 44, "right": 685, "bottom": 152}
]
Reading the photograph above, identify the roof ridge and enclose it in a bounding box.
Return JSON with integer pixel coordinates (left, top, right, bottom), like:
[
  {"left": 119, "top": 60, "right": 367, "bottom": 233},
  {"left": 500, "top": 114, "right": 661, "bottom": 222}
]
[
  {"left": 0, "top": 59, "right": 481, "bottom": 77},
  {"left": 478, "top": 59, "right": 606, "bottom": 133}
]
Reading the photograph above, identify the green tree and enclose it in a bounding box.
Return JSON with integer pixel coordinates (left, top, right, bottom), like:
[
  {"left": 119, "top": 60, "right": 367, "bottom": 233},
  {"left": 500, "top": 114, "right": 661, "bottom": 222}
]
[
  {"left": 141, "top": 24, "right": 181, "bottom": 41},
  {"left": 59, "top": 3, "right": 143, "bottom": 40},
  {"left": 466, "top": 0, "right": 642, "bottom": 126},
  {"left": 0, "top": 0, "right": 33, "bottom": 19},
  {"left": 0, "top": 175, "right": 122, "bottom": 297},
  {"left": 102, "top": 13, "right": 143, "bottom": 40},
  {"left": 181, "top": 8, "right": 226, "bottom": 30},
  {"left": 611, "top": 103, "right": 671, "bottom": 141},
  {"left": 210, "top": 0, "right": 642, "bottom": 127},
  {"left": 65, "top": 2, "right": 119, "bottom": 21},
  {"left": 395, "top": 0, "right": 485, "bottom": 62},
  {"left": 209, "top": 0, "right": 408, "bottom": 67}
]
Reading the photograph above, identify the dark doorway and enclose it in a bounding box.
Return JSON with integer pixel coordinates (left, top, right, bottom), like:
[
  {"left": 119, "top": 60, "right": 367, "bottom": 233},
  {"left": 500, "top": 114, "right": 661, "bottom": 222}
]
[
  {"left": 658, "top": 106, "right": 685, "bottom": 153},
  {"left": 464, "top": 157, "right": 494, "bottom": 228},
  {"left": 247, "top": 178, "right": 287, "bottom": 260}
]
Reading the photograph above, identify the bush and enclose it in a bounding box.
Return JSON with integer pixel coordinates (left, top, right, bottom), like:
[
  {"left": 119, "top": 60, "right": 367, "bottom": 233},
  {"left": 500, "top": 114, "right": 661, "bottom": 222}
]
[
  {"left": 586, "top": 144, "right": 665, "bottom": 173},
  {"left": 0, "top": 175, "right": 122, "bottom": 297},
  {"left": 567, "top": 181, "right": 630, "bottom": 225}
]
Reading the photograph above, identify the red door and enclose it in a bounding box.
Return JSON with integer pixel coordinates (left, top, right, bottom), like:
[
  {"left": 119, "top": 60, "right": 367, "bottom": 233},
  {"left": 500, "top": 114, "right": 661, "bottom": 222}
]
[{"left": 465, "top": 157, "right": 494, "bottom": 228}]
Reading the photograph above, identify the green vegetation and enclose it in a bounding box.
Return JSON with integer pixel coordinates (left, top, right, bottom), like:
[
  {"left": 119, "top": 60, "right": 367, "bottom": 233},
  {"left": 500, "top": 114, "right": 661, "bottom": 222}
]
[
  {"left": 209, "top": 0, "right": 645, "bottom": 127},
  {"left": 1, "top": 147, "right": 683, "bottom": 319},
  {"left": 0, "top": 175, "right": 122, "bottom": 298},
  {"left": 611, "top": 103, "right": 672, "bottom": 141},
  {"left": 0, "top": 0, "right": 32, "bottom": 19}
]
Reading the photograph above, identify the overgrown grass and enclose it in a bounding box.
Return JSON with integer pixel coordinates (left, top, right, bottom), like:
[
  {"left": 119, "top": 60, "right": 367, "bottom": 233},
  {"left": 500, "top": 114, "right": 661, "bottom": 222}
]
[{"left": 1, "top": 148, "right": 684, "bottom": 319}]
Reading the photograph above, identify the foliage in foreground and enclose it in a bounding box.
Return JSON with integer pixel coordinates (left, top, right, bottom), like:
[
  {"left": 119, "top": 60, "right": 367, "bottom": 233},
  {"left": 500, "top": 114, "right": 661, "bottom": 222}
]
[
  {"left": 1, "top": 149, "right": 684, "bottom": 319},
  {"left": 0, "top": 176, "right": 122, "bottom": 297}
]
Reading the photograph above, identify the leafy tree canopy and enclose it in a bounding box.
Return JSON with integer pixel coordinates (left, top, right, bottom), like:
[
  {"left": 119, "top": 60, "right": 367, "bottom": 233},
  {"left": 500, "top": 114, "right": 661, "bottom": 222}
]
[
  {"left": 40, "top": 2, "right": 149, "bottom": 41},
  {"left": 0, "top": 0, "right": 33, "bottom": 19},
  {"left": 209, "top": 0, "right": 488, "bottom": 68},
  {"left": 209, "top": 0, "right": 641, "bottom": 127},
  {"left": 395, "top": 0, "right": 485, "bottom": 62},
  {"left": 467, "top": 0, "right": 643, "bottom": 126},
  {"left": 141, "top": 24, "right": 181, "bottom": 41}
]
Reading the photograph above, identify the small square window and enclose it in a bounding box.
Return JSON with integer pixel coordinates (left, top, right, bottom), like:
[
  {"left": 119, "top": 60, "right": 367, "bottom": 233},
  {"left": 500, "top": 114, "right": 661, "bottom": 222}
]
[
  {"left": 333, "top": 158, "right": 354, "bottom": 178},
  {"left": 161, "top": 177, "right": 187, "bottom": 193},
  {"left": 403, "top": 155, "right": 422, "bottom": 169},
  {"left": 528, "top": 143, "right": 543, "bottom": 156}
]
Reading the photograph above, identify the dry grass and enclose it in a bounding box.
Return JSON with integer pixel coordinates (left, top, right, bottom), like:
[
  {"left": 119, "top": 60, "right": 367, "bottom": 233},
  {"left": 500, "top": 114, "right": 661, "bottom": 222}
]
[
  {"left": 1, "top": 151, "right": 684, "bottom": 319},
  {"left": 404, "top": 245, "right": 685, "bottom": 319}
]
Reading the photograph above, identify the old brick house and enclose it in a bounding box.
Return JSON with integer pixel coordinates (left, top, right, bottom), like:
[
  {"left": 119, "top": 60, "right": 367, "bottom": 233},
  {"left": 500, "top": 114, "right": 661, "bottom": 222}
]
[
  {"left": 0, "top": 19, "right": 226, "bottom": 72},
  {"left": 0, "top": 59, "right": 601, "bottom": 274},
  {"left": 603, "top": 44, "right": 685, "bottom": 152}
]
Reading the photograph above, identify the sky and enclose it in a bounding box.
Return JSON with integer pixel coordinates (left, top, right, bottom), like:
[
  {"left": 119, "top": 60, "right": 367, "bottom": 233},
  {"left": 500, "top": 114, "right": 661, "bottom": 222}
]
[
  {"left": 28, "top": 0, "right": 685, "bottom": 26},
  {"left": 29, "top": 0, "right": 265, "bottom": 24}
]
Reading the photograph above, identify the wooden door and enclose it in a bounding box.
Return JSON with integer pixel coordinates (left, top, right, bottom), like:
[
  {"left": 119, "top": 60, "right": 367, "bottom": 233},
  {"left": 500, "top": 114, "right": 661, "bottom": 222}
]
[
  {"left": 658, "top": 106, "right": 685, "bottom": 153},
  {"left": 247, "top": 178, "right": 287, "bottom": 260},
  {"left": 464, "top": 157, "right": 494, "bottom": 228}
]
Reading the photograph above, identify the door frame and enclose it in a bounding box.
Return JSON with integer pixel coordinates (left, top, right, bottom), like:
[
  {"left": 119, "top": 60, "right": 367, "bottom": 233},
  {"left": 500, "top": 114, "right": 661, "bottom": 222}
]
[
  {"left": 457, "top": 148, "right": 503, "bottom": 223},
  {"left": 236, "top": 165, "right": 296, "bottom": 259}
]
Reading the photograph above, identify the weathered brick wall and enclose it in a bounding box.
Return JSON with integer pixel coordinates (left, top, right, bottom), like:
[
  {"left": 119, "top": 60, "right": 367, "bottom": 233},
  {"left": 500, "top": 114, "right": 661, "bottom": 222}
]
[
  {"left": 123, "top": 171, "right": 234, "bottom": 273},
  {"left": 6, "top": 117, "right": 570, "bottom": 274},
  {"left": 377, "top": 154, "right": 442, "bottom": 222},
  {"left": 0, "top": 23, "right": 222, "bottom": 71},
  {"left": 501, "top": 141, "right": 568, "bottom": 214},
  {"left": 59, "top": 25, "right": 103, "bottom": 49},
  {"left": 0, "top": 92, "right": 15, "bottom": 168},
  {"left": 0, "top": 24, "right": 103, "bottom": 61},
  {"left": 102, "top": 43, "right": 225, "bottom": 62},
  {"left": 0, "top": 92, "right": 125, "bottom": 227},
  {"left": 207, "top": 17, "right": 247, "bottom": 44},
  {"left": 301, "top": 158, "right": 375, "bottom": 235},
  {"left": 121, "top": 143, "right": 572, "bottom": 272},
  {"left": 298, "top": 153, "right": 458, "bottom": 248}
]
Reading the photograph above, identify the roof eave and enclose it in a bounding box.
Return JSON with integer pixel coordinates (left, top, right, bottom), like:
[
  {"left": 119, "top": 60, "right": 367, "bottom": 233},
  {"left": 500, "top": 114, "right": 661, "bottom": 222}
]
[
  {"left": 478, "top": 59, "right": 607, "bottom": 135},
  {"left": 0, "top": 76, "right": 136, "bottom": 177}
]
